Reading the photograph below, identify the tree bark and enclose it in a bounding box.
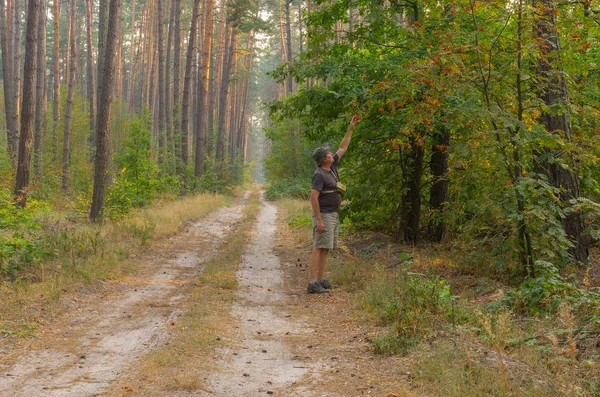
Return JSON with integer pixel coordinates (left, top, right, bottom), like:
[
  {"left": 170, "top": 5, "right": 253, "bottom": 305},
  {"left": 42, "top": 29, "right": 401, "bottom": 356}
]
[
  {"left": 428, "top": 128, "right": 449, "bottom": 242},
  {"left": 181, "top": 0, "right": 200, "bottom": 167},
  {"left": 284, "top": 0, "right": 293, "bottom": 95},
  {"left": 194, "top": 0, "right": 215, "bottom": 178},
  {"left": 165, "top": 0, "right": 174, "bottom": 156},
  {"left": 533, "top": 0, "right": 588, "bottom": 263},
  {"left": 90, "top": 0, "right": 121, "bottom": 222},
  {"left": 215, "top": 24, "right": 234, "bottom": 163},
  {"left": 85, "top": 0, "right": 96, "bottom": 142},
  {"left": 10, "top": 0, "right": 21, "bottom": 155},
  {"left": 33, "top": 0, "right": 47, "bottom": 179},
  {"left": 172, "top": 0, "right": 181, "bottom": 161},
  {"left": 62, "top": 0, "right": 77, "bottom": 191},
  {"left": 157, "top": 0, "right": 166, "bottom": 162},
  {"left": 399, "top": 136, "right": 425, "bottom": 243},
  {"left": 0, "top": 0, "right": 16, "bottom": 162},
  {"left": 14, "top": 0, "right": 39, "bottom": 207},
  {"left": 97, "top": 0, "right": 109, "bottom": 121}
]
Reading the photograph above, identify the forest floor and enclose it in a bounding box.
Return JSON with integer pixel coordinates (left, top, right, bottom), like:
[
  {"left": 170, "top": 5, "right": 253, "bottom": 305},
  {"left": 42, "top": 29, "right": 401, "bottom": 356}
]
[
  {"left": 0, "top": 190, "right": 598, "bottom": 396},
  {"left": 0, "top": 191, "right": 412, "bottom": 397}
]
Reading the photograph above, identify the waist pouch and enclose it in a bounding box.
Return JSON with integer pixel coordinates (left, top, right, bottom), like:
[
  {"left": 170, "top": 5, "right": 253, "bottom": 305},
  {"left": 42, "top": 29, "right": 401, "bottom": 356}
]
[{"left": 322, "top": 182, "right": 347, "bottom": 195}]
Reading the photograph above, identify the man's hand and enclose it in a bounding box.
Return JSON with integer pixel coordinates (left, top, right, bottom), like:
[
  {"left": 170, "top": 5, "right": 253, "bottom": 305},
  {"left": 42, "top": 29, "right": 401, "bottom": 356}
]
[
  {"left": 337, "top": 115, "right": 362, "bottom": 160},
  {"left": 316, "top": 219, "right": 325, "bottom": 232},
  {"left": 350, "top": 115, "right": 362, "bottom": 127}
]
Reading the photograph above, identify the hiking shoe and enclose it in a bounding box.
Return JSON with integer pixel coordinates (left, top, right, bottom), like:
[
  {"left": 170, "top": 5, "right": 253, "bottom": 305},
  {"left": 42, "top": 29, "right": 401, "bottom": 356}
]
[
  {"left": 318, "top": 279, "right": 334, "bottom": 289},
  {"left": 307, "top": 281, "right": 329, "bottom": 294}
]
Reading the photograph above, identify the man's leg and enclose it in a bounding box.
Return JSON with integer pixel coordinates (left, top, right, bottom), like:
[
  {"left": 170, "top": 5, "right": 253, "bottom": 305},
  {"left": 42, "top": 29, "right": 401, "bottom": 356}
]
[
  {"left": 317, "top": 248, "right": 329, "bottom": 281},
  {"left": 309, "top": 248, "right": 324, "bottom": 282}
]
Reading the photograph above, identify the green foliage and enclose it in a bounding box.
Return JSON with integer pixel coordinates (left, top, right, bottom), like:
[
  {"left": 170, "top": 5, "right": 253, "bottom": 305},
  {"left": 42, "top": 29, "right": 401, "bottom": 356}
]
[
  {"left": 263, "top": 118, "right": 315, "bottom": 200},
  {"left": 106, "top": 115, "right": 180, "bottom": 219},
  {"left": 363, "top": 269, "right": 459, "bottom": 353},
  {"left": 265, "top": 179, "right": 310, "bottom": 201},
  {"left": 267, "top": 0, "right": 600, "bottom": 277},
  {"left": 499, "top": 261, "right": 600, "bottom": 332},
  {"left": 0, "top": 188, "right": 53, "bottom": 279}
]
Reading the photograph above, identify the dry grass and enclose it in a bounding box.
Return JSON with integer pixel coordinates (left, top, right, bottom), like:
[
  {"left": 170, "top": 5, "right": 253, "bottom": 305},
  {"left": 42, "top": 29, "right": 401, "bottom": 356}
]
[
  {"left": 276, "top": 197, "right": 600, "bottom": 397},
  {"left": 0, "top": 193, "right": 229, "bottom": 338},
  {"left": 107, "top": 191, "right": 262, "bottom": 395}
]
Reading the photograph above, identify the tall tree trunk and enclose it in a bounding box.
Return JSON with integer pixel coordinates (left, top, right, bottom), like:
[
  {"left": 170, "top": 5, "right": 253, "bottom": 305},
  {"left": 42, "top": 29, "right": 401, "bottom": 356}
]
[
  {"left": 128, "top": 0, "right": 138, "bottom": 110},
  {"left": 165, "top": 0, "right": 174, "bottom": 157},
  {"left": 96, "top": 0, "right": 109, "bottom": 124},
  {"left": 399, "top": 136, "right": 425, "bottom": 243},
  {"left": 533, "top": 0, "right": 588, "bottom": 263},
  {"left": 157, "top": 0, "right": 166, "bottom": 162},
  {"left": 172, "top": 0, "right": 181, "bottom": 161},
  {"left": 428, "top": 128, "right": 449, "bottom": 242},
  {"left": 34, "top": 0, "right": 47, "bottom": 179},
  {"left": 181, "top": 0, "right": 200, "bottom": 168},
  {"left": 237, "top": 34, "right": 254, "bottom": 162},
  {"left": 11, "top": 0, "right": 21, "bottom": 156},
  {"left": 62, "top": 0, "right": 76, "bottom": 191},
  {"left": 206, "top": 13, "right": 218, "bottom": 156},
  {"left": 284, "top": 0, "right": 293, "bottom": 95},
  {"left": 397, "top": 6, "right": 424, "bottom": 244},
  {"left": 0, "top": 0, "right": 16, "bottom": 162},
  {"left": 215, "top": 24, "right": 234, "bottom": 163},
  {"left": 298, "top": 1, "right": 303, "bottom": 54},
  {"left": 52, "top": 0, "right": 60, "bottom": 160},
  {"left": 14, "top": 0, "right": 39, "bottom": 207},
  {"left": 90, "top": 0, "right": 121, "bottom": 222},
  {"left": 85, "top": 0, "right": 96, "bottom": 143},
  {"left": 194, "top": 0, "right": 215, "bottom": 178}
]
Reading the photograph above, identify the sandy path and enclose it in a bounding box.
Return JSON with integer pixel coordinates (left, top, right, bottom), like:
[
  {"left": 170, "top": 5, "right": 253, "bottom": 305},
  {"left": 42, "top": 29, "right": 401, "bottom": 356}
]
[
  {"left": 0, "top": 195, "right": 247, "bottom": 397},
  {"left": 206, "top": 194, "right": 325, "bottom": 396}
]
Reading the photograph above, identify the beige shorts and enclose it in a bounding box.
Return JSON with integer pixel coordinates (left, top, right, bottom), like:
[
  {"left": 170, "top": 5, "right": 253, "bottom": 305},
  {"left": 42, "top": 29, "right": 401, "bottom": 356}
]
[{"left": 312, "top": 212, "right": 339, "bottom": 250}]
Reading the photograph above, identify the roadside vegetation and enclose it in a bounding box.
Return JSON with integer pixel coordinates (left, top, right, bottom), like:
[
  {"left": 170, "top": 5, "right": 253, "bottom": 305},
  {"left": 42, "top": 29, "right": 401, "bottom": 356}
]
[
  {"left": 278, "top": 198, "right": 600, "bottom": 396},
  {"left": 0, "top": 191, "right": 230, "bottom": 339}
]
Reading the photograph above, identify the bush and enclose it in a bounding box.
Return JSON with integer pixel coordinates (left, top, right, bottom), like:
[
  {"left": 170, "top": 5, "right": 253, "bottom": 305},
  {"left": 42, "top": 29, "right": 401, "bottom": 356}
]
[
  {"left": 265, "top": 179, "right": 310, "bottom": 200},
  {"left": 0, "top": 188, "right": 53, "bottom": 279}
]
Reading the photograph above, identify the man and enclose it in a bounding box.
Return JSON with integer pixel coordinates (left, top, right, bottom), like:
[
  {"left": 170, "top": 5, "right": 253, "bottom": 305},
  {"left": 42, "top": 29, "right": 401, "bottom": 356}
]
[{"left": 308, "top": 115, "right": 361, "bottom": 294}]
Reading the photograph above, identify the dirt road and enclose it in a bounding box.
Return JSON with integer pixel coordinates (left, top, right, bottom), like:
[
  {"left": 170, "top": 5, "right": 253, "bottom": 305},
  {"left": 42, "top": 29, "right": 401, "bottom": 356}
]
[{"left": 0, "top": 193, "right": 404, "bottom": 397}]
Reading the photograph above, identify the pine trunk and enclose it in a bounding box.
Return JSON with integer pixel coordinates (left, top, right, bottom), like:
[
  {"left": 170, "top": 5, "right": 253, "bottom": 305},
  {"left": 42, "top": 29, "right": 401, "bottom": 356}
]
[
  {"left": 52, "top": 0, "right": 60, "bottom": 160},
  {"left": 90, "top": 0, "right": 121, "bottom": 222},
  {"left": 165, "top": 0, "right": 174, "bottom": 155},
  {"left": 14, "top": 0, "right": 39, "bottom": 207},
  {"left": 194, "top": 0, "right": 215, "bottom": 178},
  {"left": 11, "top": 0, "right": 20, "bottom": 155},
  {"left": 172, "top": 0, "right": 181, "bottom": 159},
  {"left": 181, "top": 0, "right": 200, "bottom": 167},
  {"left": 33, "top": 0, "right": 46, "bottom": 179},
  {"left": 215, "top": 24, "right": 234, "bottom": 163},
  {"left": 284, "top": 0, "right": 293, "bottom": 95},
  {"left": 97, "top": 0, "right": 109, "bottom": 118},
  {"left": 0, "top": 0, "right": 16, "bottom": 161},
  {"left": 62, "top": 0, "right": 77, "bottom": 191},
  {"left": 157, "top": 0, "right": 166, "bottom": 161},
  {"left": 85, "top": 0, "right": 96, "bottom": 139}
]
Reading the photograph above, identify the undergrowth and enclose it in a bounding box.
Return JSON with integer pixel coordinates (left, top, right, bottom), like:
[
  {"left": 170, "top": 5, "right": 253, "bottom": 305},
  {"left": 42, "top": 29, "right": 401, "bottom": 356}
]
[
  {"left": 281, "top": 197, "right": 600, "bottom": 396},
  {"left": 0, "top": 193, "right": 229, "bottom": 337}
]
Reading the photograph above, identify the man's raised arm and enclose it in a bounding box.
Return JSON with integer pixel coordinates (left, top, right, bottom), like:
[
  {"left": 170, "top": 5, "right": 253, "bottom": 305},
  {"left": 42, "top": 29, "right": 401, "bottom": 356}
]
[{"left": 336, "top": 115, "right": 362, "bottom": 160}]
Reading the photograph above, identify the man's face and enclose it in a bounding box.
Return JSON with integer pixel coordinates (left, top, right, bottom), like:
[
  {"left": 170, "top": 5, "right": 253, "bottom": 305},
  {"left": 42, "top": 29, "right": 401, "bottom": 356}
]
[{"left": 322, "top": 152, "right": 334, "bottom": 166}]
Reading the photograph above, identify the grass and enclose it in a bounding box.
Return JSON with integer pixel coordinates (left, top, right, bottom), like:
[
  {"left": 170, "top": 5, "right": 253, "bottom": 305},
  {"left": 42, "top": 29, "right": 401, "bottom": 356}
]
[
  {"left": 0, "top": 193, "right": 230, "bottom": 338},
  {"left": 277, "top": 197, "right": 600, "bottom": 397},
  {"left": 107, "top": 190, "right": 262, "bottom": 394}
]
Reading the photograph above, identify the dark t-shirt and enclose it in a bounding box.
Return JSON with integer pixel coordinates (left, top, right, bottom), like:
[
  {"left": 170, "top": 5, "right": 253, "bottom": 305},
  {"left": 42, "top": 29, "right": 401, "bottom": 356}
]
[{"left": 312, "top": 153, "right": 342, "bottom": 213}]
